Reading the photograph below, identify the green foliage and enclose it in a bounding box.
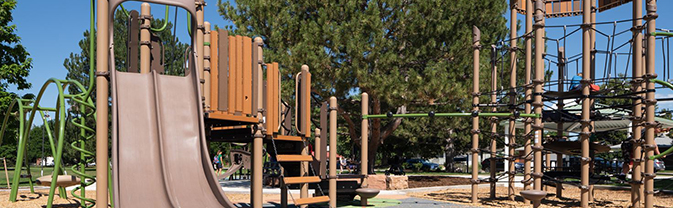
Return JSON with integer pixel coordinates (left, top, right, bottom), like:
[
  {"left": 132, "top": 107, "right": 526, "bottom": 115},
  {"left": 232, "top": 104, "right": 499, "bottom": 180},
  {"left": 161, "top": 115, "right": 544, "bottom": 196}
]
[
  {"left": 0, "top": 0, "right": 32, "bottom": 161},
  {"left": 219, "top": 0, "right": 509, "bottom": 169}
]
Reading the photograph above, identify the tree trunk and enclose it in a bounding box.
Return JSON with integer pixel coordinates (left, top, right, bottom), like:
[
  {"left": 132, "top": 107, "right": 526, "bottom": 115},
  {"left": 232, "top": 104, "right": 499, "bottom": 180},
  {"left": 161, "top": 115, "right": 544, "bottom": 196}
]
[{"left": 444, "top": 129, "right": 458, "bottom": 172}]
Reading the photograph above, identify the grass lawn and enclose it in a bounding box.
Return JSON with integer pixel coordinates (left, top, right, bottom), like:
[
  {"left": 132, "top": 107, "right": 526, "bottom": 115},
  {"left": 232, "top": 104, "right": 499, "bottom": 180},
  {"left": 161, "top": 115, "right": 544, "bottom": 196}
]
[{"left": 0, "top": 166, "right": 96, "bottom": 188}]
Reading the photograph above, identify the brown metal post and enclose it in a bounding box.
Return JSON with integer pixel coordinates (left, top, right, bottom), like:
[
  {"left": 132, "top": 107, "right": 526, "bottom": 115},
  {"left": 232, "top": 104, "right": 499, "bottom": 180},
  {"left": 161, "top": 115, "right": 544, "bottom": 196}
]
[
  {"left": 471, "top": 26, "right": 481, "bottom": 204},
  {"left": 631, "top": 0, "right": 643, "bottom": 207},
  {"left": 581, "top": 0, "right": 592, "bottom": 206},
  {"left": 508, "top": 0, "right": 517, "bottom": 201},
  {"left": 644, "top": 1, "right": 657, "bottom": 207},
  {"left": 96, "top": 0, "right": 109, "bottom": 206},
  {"left": 329, "top": 97, "right": 337, "bottom": 208},
  {"left": 252, "top": 37, "right": 264, "bottom": 208},
  {"left": 299, "top": 65, "right": 310, "bottom": 208},
  {"left": 204, "top": 22, "right": 211, "bottom": 110},
  {"left": 532, "top": 2, "right": 545, "bottom": 207},
  {"left": 489, "top": 45, "right": 497, "bottom": 200},
  {"left": 2, "top": 158, "right": 8, "bottom": 189},
  {"left": 589, "top": 0, "right": 597, "bottom": 201},
  {"left": 140, "top": 3, "right": 151, "bottom": 74},
  {"left": 523, "top": 0, "right": 533, "bottom": 204},
  {"left": 556, "top": 47, "right": 566, "bottom": 198},
  {"left": 196, "top": 0, "right": 205, "bottom": 101},
  {"left": 361, "top": 92, "right": 368, "bottom": 187}
]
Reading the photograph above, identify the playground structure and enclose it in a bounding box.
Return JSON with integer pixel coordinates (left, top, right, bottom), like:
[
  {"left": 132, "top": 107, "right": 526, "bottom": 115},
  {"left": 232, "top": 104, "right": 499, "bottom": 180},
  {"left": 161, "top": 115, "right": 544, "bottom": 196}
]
[
  {"left": 1, "top": 0, "right": 673, "bottom": 208},
  {"left": 360, "top": 0, "right": 673, "bottom": 208}
]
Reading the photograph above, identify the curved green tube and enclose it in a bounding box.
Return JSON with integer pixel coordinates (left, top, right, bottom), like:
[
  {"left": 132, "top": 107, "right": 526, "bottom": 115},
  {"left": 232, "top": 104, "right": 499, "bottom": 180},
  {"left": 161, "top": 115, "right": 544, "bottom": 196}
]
[
  {"left": 150, "top": 5, "right": 170, "bottom": 32},
  {"left": 650, "top": 79, "right": 673, "bottom": 160}
]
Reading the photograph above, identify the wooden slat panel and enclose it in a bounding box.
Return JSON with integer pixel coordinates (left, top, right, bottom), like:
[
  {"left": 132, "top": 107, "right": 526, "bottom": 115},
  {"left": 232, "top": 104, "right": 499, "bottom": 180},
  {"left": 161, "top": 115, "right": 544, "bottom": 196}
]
[
  {"left": 265, "top": 64, "right": 274, "bottom": 135},
  {"left": 218, "top": 30, "right": 229, "bottom": 112},
  {"left": 275, "top": 135, "right": 303, "bottom": 142},
  {"left": 210, "top": 30, "right": 219, "bottom": 111},
  {"left": 546, "top": 2, "right": 552, "bottom": 14},
  {"left": 276, "top": 155, "right": 313, "bottom": 162},
  {"left": 236, "top": 35, "right": 244, "bottom": 113},
  {"left": 228, "top": 35, "right": 236, "bottom": 114},
  {"left": 243, "top": 37, "right": 253, "bottom": 115},
  {"left": 273, "top": 63, "right": 280, "bottom": 134},
  {"left": 294, "top": 196, "right": 330, "bottom": 205},
  {"left": 283, "top": 176, "right": 321, "bottom": 184}
]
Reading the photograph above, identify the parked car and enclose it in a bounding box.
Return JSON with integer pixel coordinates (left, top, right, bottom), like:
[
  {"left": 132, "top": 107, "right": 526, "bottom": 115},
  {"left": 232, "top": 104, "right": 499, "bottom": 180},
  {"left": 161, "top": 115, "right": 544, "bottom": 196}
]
[
  {"left": 481, "top": 157, "right": 505, "bottom": 172},
  {"left": 655, "top": 159, "right": 666, "bottom": 172},
  {"left": 405, "top": 159, "right": 440, "bottom": 172}
]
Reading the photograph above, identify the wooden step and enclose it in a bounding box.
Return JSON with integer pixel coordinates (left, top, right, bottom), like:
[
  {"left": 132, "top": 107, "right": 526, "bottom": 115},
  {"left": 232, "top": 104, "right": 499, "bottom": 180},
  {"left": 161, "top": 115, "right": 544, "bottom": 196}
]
[
  {"left": 274, "top": 135, "right": 303, "bottom": 142},
  {"left": 294, "top": 196, "right": 330, "bottom": 205},
  {"left": 276, "top": 155, "right": 313, "bottom": 162},
  {"left": 283, "top": 176, "right": 321, "bottom": 185}
]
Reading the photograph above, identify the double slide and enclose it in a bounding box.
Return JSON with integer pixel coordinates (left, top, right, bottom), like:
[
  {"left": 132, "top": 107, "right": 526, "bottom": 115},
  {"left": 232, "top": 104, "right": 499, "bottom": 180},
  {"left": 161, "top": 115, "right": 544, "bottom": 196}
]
[{"left": 111, "top": 69, "right": 236, "bottom": 207}]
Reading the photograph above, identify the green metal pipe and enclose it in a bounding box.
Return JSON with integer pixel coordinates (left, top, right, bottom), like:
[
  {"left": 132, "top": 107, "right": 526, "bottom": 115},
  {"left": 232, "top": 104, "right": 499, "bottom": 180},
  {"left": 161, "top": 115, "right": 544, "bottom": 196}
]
[
  {"left": 650, "top": 32, "right": 673, "bottom": 37},
  {"left": 363, "top": 112, "right": 540, "bottom": 119},
  {"left": 650, "top": 79, "right": 673, "bottom": 160}
]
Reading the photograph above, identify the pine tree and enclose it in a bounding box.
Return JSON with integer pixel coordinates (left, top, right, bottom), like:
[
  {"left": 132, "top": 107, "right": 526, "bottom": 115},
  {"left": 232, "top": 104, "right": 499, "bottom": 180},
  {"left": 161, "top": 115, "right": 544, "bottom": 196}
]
[{"left": 219, "top": 0, "right": 509, "bottom": 171}]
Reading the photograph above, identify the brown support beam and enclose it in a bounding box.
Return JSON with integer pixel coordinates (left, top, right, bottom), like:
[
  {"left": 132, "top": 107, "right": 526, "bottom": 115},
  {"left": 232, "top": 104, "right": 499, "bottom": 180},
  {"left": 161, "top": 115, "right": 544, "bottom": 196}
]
[
  {"left": 556, "top": 46, "right": 566, "bottom": 198},
  {"left": 523, "top": 0, "right": 533, "bottom": 204},
  {"left": 140, "top": 3, "right": 151, "bottom": 74},
  {"left": 96, "top": 0, "right": 109, "bottom": 206},
  {"left": 204, "top": 22, "right": 212, "bottom": 110},
  {"left": 329, "top": 97, "right": 337, "bottom": 208},
  {"left": 361, "top": 92, "right": 369, "bottom": 187},
  {"left": 471, "top": 26, "right": 481, "bottom": 204},
  {"left": 631, "top": 0, "right": 643, "bottom": 207},
  {"left": 196, "top": 0, "right": 205, "bottom": 102},
  {"left": 508, "top": 0, "right": 518, "bottom": 201},
  {"left": 581, "top": 0, "right": 592, "bottom": 207},
  {"left": 644, "top": 1, "right": 657, "bottom": 207},
  {"left": 489, "top": 45, "right": 497, "bottom": 200},
  {"left": 533, "top": 2, "right": 546, "bottom": 208}
]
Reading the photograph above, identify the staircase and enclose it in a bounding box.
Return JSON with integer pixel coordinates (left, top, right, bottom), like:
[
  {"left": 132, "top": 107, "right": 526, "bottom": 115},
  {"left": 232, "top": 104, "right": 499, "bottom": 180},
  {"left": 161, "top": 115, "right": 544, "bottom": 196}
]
[{"left": 270, "top": 134, "right": 330, "bottom": 207}]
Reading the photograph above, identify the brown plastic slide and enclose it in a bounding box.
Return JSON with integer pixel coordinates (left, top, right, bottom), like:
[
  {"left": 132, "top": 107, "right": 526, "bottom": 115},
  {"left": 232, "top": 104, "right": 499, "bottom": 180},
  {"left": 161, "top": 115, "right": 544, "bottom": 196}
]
[{"left": 111, "top": 69, "right": 236, "bottom": 207}]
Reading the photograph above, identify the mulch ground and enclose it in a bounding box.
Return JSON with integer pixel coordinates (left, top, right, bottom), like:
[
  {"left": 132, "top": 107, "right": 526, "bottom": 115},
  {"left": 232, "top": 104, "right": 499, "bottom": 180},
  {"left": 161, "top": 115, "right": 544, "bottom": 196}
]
[
  {"left": 408, "top": 176, "right": 472, "bottom": 188},
  {"left": 410, "top": 186, "right": 673, "bottom": 208}
]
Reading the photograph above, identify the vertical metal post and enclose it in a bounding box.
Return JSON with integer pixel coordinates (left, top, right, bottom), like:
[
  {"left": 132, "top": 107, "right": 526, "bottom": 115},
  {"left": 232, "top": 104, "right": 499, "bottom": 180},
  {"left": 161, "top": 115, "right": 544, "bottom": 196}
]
[
  {"left": 489, "top": 45, "right": 497, "bottom": 200},
  {"left": 329, "top": 97, "right": 337, "bottom": 208},
  {"left": 508, "top": 0, "right": 518, "bottom": 200},
  {"left": 532, "top": 2, "right": 546, "bottom": 208},
  {"left": 251, "top": 38, "right": 264, "bottom": 208},
  {"left": 204, "top": 22, "right": 211, "bottom": 110},
  {"left": 644, "top": 1, "right": 657, "bottom": 207},
  {"left": 556, "top": 47, "right": 566, "bottom": 198},
  {"left": 361, "top": 92, "right": 369, "bottom": 187},
  {"left": 140, "top": 3, "right": 151, "bottom": 74},
  {"left": 581, "top": 0, "right": 592, "bottom": 206},
  {"left": 471, "top": 26, "right": 481, "bottom": 204},
  {"left": 523, "top": 0, "right": 533, "bottom": 204},
  {"left": 631, "top": 0, "right": 643, "bottom": 207},
  {"left": 96, "top": 0, "right": 109, "bottom": 206},
  {"left": 196, "top": 0, "right": 205, "bottom": 100},
  {"left": 299, "top": 65, "right": 310, "bottom": 208},
  {"left": 589, "top": 1, "right": 597, "bottom": 201}
]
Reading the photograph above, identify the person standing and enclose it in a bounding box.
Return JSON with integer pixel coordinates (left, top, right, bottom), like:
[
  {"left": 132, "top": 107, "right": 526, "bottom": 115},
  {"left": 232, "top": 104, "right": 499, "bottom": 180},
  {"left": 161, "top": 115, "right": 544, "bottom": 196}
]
[{"left": 214, "top": 150, "right": 224, "bottom": 176}]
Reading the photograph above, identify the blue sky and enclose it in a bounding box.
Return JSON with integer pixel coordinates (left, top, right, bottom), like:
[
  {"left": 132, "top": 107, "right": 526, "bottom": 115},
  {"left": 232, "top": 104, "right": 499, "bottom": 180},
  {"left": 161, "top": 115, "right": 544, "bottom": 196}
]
[{"left": 7, "top": 1, "right": 673, "bottom": 124}]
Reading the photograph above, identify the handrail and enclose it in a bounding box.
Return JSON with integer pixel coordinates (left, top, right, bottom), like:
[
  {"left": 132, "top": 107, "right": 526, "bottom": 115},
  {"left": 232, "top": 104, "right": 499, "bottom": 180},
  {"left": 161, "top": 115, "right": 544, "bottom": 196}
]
[
  {"left": 120, "top": 4, "right": 170, "bottom": 32},
  {"left": 363, "top": 112, "right": 540, "bottom": 119}
]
